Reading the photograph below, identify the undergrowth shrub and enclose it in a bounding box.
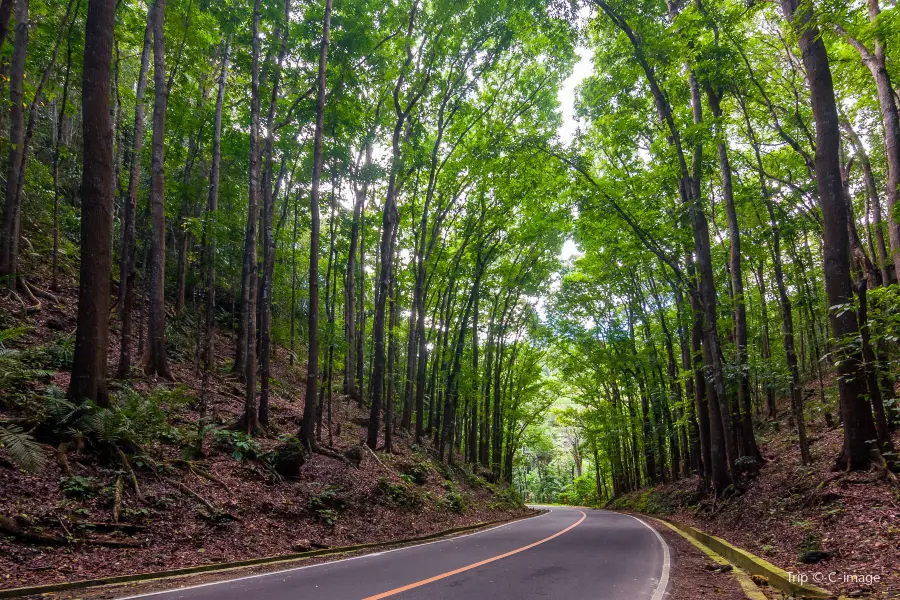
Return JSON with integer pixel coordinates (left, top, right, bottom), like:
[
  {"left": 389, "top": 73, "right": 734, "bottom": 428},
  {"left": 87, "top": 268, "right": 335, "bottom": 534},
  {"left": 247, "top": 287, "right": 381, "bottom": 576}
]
[
  {"left": 376, "top": 477, "right": 423, "bottom": 509},
  {"left": 308, "top": 486, "right": 348, "bottom": 525},
  {"left": 398, "top": 461, "right": 429, "bottom": 485},
  {"left": 212, "top": 430, "right": 261, "bottom": 461}
]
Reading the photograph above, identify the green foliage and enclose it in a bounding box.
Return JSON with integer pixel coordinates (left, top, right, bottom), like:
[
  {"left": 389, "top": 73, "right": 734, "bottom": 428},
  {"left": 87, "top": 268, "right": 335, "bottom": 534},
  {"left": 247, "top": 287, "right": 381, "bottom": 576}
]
[
  {"left": 74, "top": 391, "right": 173, "bottom": 447},
  {"left": 212, "top": 430, "right": 261, "bottom": 461},
  {"left": 40, "top": 333, "right": 75, "bottom": 370},
  {"left": 308, "top": 486, "right": 347, "bottom": 526},
  {"left": 398, "top": 461, "right": 430, "bottom": 486},
  {"left": 0, "top": 425, "right": 47, "bottom": 472},
  {"left": 376, "top": 477, "right": 423, "bottom": 509},
  {"left": 266, "top": 435, "right": 307, "bottom": 477},
  {"left": 434, "top": 461, "right": 453, "bottom": 481},
  {"left": 563, "top": 474, "right": 600, "bottom": 507},
  {"left": 443, "top": 490, "right": 465, "bottom": 513},
  {"left": 60, "top": 475, "right": 97, "bottom": 499},
  {"left": 798, "top": 532, "right": 823, "bottom": 560}
]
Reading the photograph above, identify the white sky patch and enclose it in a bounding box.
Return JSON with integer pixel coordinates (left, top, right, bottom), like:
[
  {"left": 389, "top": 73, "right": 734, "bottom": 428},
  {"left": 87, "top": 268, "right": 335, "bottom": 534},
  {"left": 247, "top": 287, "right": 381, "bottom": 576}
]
[
  {"left": 559, "top": 238, "right": 582, "bottom": 261},
  {"left": 557, "top": 43, "right": 594, "bottom": 144}
]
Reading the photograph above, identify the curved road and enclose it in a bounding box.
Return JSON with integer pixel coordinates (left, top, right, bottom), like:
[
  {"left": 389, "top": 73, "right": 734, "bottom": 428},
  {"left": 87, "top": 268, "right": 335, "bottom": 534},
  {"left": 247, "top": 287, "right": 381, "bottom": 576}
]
[{"left": 120, "top": 507, "right": 669, "bottom": 600}]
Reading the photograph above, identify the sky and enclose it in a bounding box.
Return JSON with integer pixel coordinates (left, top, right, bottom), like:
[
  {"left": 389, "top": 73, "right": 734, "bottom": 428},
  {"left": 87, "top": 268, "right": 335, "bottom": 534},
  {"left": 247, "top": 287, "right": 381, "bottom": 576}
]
[{"left": 556, "top": 43, "right": 593, "bottom": 264}]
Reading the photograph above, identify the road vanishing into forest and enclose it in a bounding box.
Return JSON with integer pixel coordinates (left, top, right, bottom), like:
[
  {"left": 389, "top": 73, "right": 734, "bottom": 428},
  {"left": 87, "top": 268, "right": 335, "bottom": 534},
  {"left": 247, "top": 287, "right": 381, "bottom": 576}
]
[{"left": 118, "top": 506, "right": 669, "bottom": 600}]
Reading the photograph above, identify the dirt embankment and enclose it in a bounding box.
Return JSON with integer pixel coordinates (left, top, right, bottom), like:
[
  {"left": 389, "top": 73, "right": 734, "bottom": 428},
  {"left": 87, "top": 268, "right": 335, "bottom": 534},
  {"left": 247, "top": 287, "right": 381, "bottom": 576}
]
[{"left": 0, "top": 276, "right": 527, "bottom": 591}]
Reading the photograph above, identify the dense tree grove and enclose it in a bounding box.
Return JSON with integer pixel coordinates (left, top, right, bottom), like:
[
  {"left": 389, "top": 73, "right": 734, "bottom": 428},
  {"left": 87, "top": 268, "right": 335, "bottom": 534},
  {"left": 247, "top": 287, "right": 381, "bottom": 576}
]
[
  {"left": 2, "top": 0, "right": 899, "bottom": 496},
  {"left": 537, "top": 0, "right": 900, "bottom": 501}
]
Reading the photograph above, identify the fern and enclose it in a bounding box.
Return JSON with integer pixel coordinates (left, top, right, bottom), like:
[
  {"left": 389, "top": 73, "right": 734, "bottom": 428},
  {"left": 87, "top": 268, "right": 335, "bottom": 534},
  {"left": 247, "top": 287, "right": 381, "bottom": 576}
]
[
  {"left": 0, "top": 425, "right": 46, "bottom": 472},
  {"left": 76, "top": 407, "right": 132, "bottom": 444},
  {"left": 0, "top": 326, "right": 31, "bottom": 346}
]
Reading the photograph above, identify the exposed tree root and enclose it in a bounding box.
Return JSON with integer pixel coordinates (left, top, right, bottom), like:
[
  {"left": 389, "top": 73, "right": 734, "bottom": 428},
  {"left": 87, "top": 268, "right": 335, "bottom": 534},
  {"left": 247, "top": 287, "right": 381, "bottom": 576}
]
[
  {"left": 57, "top": 442, "right": 71, "bottom": 476},
  {"left": 114, "top": 444, "right": 146, "bottom": 504},
  {"left": 171, "top": 481, "right": 242, "bottom": 522},
  {"left": 17, "top": 277, "right": 61, "bottom": 305},
  {"left": 16, "top": 278, "right": 42, "bottom": 312},
  {"left": 0, "top": 515, "right": 66, "bottom": 545},
  {"left": 311, "top": 442, "right": 352, "bottom": 465},
  {"left": 112, "top": 474, "right": 124, "bottom": 523},
  {"left": 362, "top": 443, "right": 388, "bottom": 473}
]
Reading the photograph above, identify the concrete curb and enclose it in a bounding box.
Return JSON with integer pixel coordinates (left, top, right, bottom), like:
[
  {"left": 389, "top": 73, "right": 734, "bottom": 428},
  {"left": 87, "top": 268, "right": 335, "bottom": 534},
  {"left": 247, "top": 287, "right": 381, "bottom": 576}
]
[
  {"left": 651, "top": 516, "right": 849, "bottom": 599},
  {"left": 651, "top": 518, "right": 768, "bottom": 600},
  {"left": 0, "top": 510, "right": 543, "bottom": 599}
]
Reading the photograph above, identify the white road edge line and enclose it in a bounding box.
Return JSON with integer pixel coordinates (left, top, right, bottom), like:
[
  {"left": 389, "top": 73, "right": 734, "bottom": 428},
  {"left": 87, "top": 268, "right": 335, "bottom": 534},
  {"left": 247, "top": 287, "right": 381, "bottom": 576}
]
[
  {"left": 114, "top": 508, "right": 554, "bottom": 600},
  {"left": 623, "top": 513, "right": 671, "bottom": 600}
]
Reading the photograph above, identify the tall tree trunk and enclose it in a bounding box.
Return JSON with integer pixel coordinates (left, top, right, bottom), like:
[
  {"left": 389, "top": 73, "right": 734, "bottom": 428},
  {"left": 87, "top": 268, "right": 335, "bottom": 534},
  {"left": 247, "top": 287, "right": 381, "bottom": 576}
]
[
  {"left": 440, "top": 282, "right": 476, "bottom": 462},
  {"left": 739, "top": 93, "right": 811, "bottom": 463},
  {"left": 300, "top": 0, "right": 332, "bottom": 448},
  {"left": 68, "top": 0, "right": 116, "bottom": 405},
  {"left": 753, "top": 262, "right": 776, "bottom": 419},
  {"left": 145, "top": 0, "right": 171, "bottom": 379},
  {"left": 200, "top": 37, "right": 229, "bottom": 416},
  {"left": 480, "top": 294, "right": 498, "bottom": 466},
  {"left": 317, "top": 178, "right": 337, "bottom": 436},
  {"left": 385, "top": 251, "right": 399, "bottom": 453},
  {"left": 842, "top": 118, "right": 893, "bottom": 285},
  {"left": 366, "top": 163, "right": 400, "bottom": 448},
  {"left": 468, "top": 256, "right": 482, "bottom": 465},
  {"left": 0, "top": 0, "right": 28, "bottom": 282},
  {"left": 707, "top": 89, "right": 761, "bottom": 464},
  {"left": 782, "top": 0, "right": 878, "bottom": 470},
  {"left": 346, "top": 139, "right": 372, "bottom": 404},
  {"left": 357, "top": 195, "right": 366, "bottom": 406},
  {"left": 855, "top": 280, "right": 894, "bottom": 454},
  {"left": 258, "top": 2, "right": 291, "bottom": 428},
  {"left": 52, "top": 7, "right": 78, "bottom": 292},
  {"left": 235, "top": 0, "right": 263, "bottom": 431},
  {"left": 116, "top": 14, "right": 152, "bottom": 378}
]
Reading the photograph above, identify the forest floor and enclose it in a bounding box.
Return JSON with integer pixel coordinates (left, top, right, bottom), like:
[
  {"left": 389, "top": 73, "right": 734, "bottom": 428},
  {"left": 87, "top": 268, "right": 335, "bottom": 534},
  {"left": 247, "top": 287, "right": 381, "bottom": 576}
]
[
  {"left": 0, "top": 271, "right": 528, "bottom": 591},
  {"left": 609, "top": 379, "right": 900, "bottom": 599}
]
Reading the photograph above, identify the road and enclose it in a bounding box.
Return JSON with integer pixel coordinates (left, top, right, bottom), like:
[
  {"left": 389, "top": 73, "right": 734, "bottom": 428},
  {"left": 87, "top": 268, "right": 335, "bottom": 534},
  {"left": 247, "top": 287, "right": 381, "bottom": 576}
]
[{"left": 119, "top": 506, "right": 669, "bottom": 600}]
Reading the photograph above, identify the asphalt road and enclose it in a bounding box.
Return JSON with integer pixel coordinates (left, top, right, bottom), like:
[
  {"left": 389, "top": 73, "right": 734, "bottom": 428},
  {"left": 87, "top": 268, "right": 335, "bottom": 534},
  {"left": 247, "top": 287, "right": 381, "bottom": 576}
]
[{"left": 120, "top": 506, "right": 669, "bottom": 600}]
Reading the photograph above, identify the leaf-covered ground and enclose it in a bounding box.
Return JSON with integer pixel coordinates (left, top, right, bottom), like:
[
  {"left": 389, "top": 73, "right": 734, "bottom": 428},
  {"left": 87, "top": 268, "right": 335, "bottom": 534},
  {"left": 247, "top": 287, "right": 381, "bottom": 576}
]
[{"left": 0, "top": 275, "right": 528, "bottom": 591}]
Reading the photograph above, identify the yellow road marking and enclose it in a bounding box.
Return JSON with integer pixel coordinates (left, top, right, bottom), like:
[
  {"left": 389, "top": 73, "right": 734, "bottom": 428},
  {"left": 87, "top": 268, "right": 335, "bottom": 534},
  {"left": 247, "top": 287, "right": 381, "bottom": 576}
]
[{"left": 361, "top": 511, "right": 587, "bottom": 600}]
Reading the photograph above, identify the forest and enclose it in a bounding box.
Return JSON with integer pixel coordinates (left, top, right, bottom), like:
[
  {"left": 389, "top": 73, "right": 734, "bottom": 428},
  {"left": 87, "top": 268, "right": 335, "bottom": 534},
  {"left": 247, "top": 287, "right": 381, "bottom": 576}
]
[{"left": 0, "top": 0, "right": 899, "bottom": 594}]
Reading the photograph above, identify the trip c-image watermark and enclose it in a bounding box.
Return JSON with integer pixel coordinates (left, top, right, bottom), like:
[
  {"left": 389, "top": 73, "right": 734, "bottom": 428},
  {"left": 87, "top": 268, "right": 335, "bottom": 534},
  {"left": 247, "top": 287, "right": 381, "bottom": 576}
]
[{"left": 787, "top": 571, "right": 881, "bottom": 585}]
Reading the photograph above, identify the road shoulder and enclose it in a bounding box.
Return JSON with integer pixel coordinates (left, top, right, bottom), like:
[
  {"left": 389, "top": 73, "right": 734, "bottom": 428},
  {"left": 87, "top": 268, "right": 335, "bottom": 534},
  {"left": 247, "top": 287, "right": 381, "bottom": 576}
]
[{"left": 645, "top": 518, "right": 769, "bottom": 600}]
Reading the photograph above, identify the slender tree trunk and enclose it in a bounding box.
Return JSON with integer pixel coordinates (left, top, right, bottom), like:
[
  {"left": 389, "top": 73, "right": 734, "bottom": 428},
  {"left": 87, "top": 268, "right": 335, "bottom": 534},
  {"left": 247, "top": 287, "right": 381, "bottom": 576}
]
[
  {"left": 385, "top": 252, "right": 398, "bottom": 453},
  {"left": 258, "top": 2, "right": 291, "bottom": 428},
  {"left": 707, "top": 89, "right": 761, "bottom": 464},
  {"left": 468, "top": 257, "right": 482, "bottom": 465},
  {"left": 357, "top": 196, "right": 366, "bottom": 406},
  {"left": 53, "top": 10, "right": 78, "bottom": 292},
  {"left": 754, "top": 263, "right": 777, "bottom": 419},
  {"left": 234, "top": 0, "right": 263, "bottom": 431},
  {"left": 200, "top": 38, "right": 229, "bottom": 416},
  {"left": 346, "top": 140, "right": 372, "bottom": 404},
  {"left": 855, "top": 280, "right": 894, "bottom": 454},
  {"left": 843, "top": 118, "right": 893, "bottom": 284},
  {"left": 290, "top": 190, "right": 299, "bottom": 365},
  {"left": 300, "top": 0, "right": 332, "bottom": 448},
  {"left": 0, "top": 0, "right": 28, "bottom": 283},
  {"left": 68, "top": 0, "right": 116, "bottom": 405},
  {"left": 116, "top": 14, "right": 152, "bottom": 378},
  {"left": 145, "top": 0, "right": 171, "bottom": 379},
  {"left": 317, "top": 178, "right": 337, "bottom": 436}
]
